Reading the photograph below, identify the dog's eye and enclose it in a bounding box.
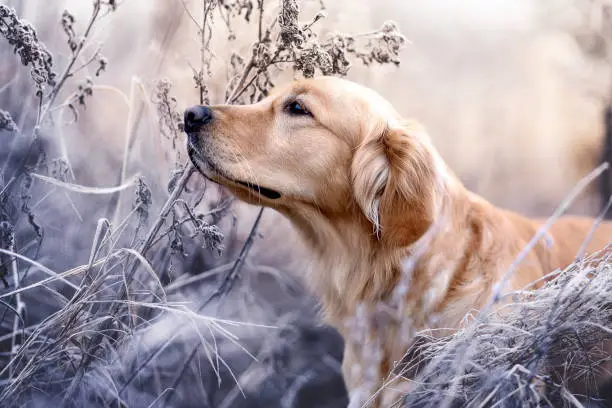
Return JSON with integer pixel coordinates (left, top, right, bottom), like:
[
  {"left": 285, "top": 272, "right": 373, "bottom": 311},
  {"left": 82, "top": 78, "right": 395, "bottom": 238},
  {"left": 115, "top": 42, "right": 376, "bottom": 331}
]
[{"left": 285, "top": 100, "right": 312, "bottom": 117}]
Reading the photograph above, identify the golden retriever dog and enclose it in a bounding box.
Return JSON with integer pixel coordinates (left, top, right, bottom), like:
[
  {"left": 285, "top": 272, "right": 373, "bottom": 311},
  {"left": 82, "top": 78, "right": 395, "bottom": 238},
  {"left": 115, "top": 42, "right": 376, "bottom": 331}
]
[{"left": 183, "top": 76, "right": 612, "bottom": 405}]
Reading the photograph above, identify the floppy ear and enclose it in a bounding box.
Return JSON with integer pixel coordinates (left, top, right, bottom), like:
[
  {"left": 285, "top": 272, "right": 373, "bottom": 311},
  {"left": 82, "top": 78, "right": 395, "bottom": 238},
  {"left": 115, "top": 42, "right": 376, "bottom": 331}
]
[{"left": 351, "top": 120, "right": 440, "bottom": 248}]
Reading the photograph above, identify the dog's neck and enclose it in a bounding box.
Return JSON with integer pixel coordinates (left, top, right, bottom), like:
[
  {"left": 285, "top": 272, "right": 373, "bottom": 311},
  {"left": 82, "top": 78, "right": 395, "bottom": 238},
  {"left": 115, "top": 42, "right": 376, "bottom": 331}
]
[{"left": 282, "top": 172, "right": 491, "bottom": 332}]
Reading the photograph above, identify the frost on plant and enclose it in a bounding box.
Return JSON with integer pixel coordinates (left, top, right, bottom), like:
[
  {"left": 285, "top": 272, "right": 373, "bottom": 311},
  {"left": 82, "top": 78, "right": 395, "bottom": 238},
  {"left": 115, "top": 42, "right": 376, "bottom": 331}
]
[
  {"left": 0, "top": 221, "right": 15, "bottom": 286},
  {"left": 0, "top": 110, "right": 18, "bottom": 133},
  {"left": 274, "top": 0, "right": 406, "bottom": 78},
  {"left": 154, "top": 78, "right": 184, "bottom": 151},
  {"left": 0, "top": 4, "right": 56, "bottom": 89},
  {"left": 134, "top": 177, "right": 153, "bottom": 222}
]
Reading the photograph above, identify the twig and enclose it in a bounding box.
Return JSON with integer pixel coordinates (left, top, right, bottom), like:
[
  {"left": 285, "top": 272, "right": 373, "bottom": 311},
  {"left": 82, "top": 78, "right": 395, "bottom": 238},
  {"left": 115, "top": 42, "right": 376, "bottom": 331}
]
[
  {"left": 8, "top": 237, "right": 23, "bottom": 381},
  {"left": 40, "top": 1, "right": 102, "bottom": 123},
  {"left": 199, "top": 1, "right": 213, "bottom": 104},
  {"left": 213, "top": 207, "right": 265, "bottom": 310},
  {"left": 227, "top": 59, "right": 256, "bottom": 104},
  {"left": 164, "top": 261, "right": 233, "bottom": 294},
  {"left": 180, "top": 0, "right": 203, "bottom": 31},
  {"left": 576, "top": 194, "right": 612, "bottom": 259},
  {"left": 139, "top": 165, "right": 196, "bottom": 257},
  {"left": 257, "top": 0, "right": 264, "bottom": 42}
]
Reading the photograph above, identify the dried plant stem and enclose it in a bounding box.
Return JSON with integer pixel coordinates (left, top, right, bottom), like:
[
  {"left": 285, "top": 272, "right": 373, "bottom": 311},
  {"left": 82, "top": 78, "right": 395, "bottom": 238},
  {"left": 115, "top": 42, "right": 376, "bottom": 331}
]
[
  {"left": 213, "top": 206, "right": 265, "bottom": 310},
  {"left": 139, "top": 164, "right": 196, "bottom": 257},
  {"left": 158, "top": 340, "right": 214, "bottom": 408},
  {"left": 227, "top": 45, "right": 280, "bottom": 104},
  {"left": 118, "top": 207, "right": 265, "bottom": 396},
  {"left": 257, "top": 0, "right": 264, "bottom": 42},
  {"left": 227, "top": 59, "right": 255, "bottom": 103},
  {"left": 576, "top": 194, "right": 612, "bottom": 259},
  {"left": 59, "top": 167, "right": 195, "bottom": 404},
  {"left": 8, "top": 239, "right": 22, "bottom": 381},
  {"left": 109, "top": 77, "right": 150, "bottom": 227},
  {"left": 41, "top": 1, "right": 102, "bottom": 123},
  {"left": 157, "top": 207, "right": 265, "bottom": 407},
  {"left": 228, "top": 54, "right": 273, "bottom": 103},
  {"left": 199, "top": 1, "right": 212, "bottom": 104},
  {"left": 65, "top": 167, "right": 196, "bottom": 384}
]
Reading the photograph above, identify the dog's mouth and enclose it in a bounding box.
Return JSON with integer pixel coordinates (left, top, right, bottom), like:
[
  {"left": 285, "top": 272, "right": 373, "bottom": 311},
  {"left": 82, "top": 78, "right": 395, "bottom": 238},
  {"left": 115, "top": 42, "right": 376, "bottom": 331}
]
[{"left": 187, "top": 144, "right": 281, "bottom": 200}]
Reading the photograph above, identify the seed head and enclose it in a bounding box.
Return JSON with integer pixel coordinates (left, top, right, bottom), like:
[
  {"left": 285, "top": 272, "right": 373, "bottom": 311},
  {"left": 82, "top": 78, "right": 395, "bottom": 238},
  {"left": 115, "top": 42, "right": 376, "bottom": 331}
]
[
  {"left": 0, "top": 110, "right": 18, "bottom": 133},
  {"left": 0, "top": 5, "right": 56, "bottom": 89}
]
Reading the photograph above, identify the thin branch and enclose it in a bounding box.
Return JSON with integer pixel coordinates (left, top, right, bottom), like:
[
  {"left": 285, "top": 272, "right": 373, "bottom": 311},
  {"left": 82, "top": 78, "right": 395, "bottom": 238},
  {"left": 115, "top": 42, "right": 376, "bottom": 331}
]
[
  {"left": 140, "top": 165, "right": 196, "bottom": 257},
  {"left": 41, "top": 1, "right": 102, "bottom": 123},
  {"left": 8, "top": 238, "right": 23, "bottom": 381}
]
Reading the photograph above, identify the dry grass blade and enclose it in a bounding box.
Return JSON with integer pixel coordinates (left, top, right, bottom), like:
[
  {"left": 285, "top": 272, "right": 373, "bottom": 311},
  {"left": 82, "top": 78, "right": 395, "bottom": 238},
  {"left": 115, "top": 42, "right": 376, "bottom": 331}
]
[
  {"left": 30, "top": 173, "right": 140, "bottom": 195},
  {"left": 0, "top": 248, "right": 79, "bottom": 293}
]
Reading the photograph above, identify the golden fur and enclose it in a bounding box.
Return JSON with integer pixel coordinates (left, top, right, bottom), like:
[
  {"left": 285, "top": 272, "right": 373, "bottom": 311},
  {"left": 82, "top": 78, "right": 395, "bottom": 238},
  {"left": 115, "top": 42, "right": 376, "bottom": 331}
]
[{"left": 185, "top": 76, "right": 612, "bottom": 405}]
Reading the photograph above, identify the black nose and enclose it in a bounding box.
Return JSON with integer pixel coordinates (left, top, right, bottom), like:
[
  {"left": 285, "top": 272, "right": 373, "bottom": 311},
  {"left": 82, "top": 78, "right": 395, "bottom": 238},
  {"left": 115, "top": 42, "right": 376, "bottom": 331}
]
[{"left": 184, "top": 105, "right": 213, "bottom": 133}]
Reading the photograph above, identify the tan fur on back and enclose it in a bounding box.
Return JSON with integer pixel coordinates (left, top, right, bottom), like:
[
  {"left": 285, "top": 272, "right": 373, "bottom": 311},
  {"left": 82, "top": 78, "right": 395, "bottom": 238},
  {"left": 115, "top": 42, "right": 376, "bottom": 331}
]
[{"left": 185, "top": 76, "right": 612, "bottom": 406}]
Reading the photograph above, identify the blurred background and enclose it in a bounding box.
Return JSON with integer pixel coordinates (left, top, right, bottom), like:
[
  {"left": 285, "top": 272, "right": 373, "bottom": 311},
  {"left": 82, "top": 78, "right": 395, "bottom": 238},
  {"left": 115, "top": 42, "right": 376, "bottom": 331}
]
[{"left": 2, "top": 0, "right": 612, "bottom": 406}]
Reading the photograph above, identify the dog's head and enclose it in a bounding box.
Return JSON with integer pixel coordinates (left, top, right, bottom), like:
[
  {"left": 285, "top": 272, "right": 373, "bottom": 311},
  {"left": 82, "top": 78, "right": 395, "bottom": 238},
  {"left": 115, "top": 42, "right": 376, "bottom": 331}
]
[{"left": 184, "top": 77, "right": 445, "bottom": 248}]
